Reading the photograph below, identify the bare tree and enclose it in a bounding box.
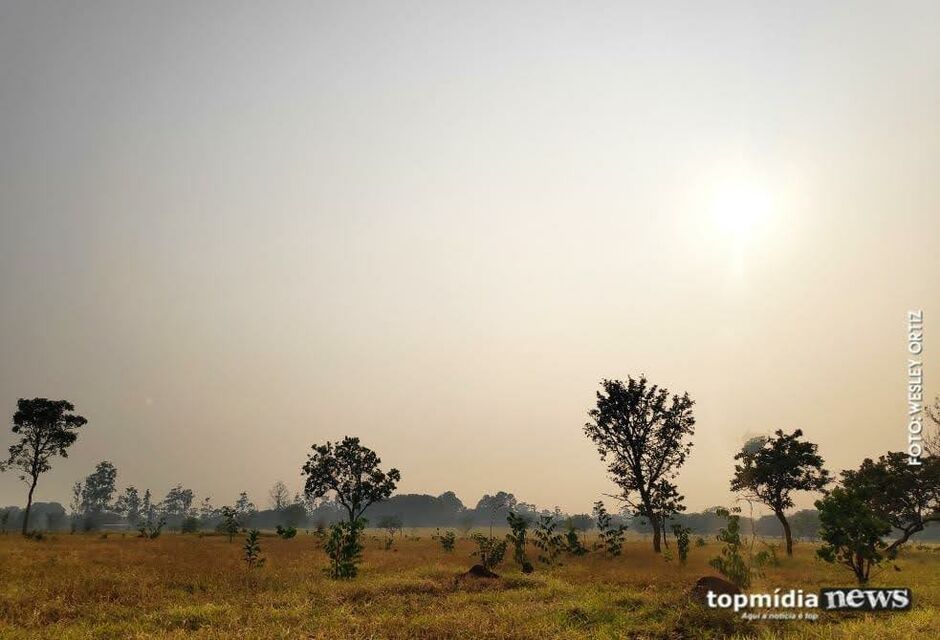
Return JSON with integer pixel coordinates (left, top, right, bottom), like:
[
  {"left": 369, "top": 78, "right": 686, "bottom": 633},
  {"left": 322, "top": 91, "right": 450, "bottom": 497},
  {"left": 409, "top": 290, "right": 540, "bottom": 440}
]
[{"left": 269, "top": 480, "right": 290, "bottom": 511}]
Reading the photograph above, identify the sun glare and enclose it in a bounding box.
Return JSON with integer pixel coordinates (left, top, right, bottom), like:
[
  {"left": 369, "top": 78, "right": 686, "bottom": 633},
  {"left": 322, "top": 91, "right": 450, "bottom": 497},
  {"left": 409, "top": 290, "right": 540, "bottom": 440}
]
[{"left": 710, "top": 181, "right": 773, "bottom": 242}]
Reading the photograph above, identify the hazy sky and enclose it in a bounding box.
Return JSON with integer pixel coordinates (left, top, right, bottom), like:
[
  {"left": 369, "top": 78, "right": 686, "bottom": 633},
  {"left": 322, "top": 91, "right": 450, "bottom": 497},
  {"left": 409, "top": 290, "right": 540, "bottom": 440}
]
[{"left": 1, "top": 1, "right": 938, "bottom": 515}]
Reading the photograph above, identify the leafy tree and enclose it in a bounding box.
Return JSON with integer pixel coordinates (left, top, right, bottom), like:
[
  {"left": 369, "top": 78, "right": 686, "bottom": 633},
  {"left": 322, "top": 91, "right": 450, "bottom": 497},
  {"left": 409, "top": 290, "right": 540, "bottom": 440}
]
[
  {"left": 160, "top": 485, "right": 195, "bottom": 520},
  {"left": 533, "top": 515, "right": 564, "bottom": 565},
  {"left": 269, "top": 480, "right": 290, "bottom": 511},
  {"left": 584, "top": 376, "right": 695, "bottom": 552},
  {"left": 234, "top": 492, "right": 256, "bottom": 519},
  {"left": 815, "top": 486, "right": 891, "bottom": 584},
  {"left": 2, "top": 398, "right": 87, "bottom": 534},
  {"left": 476, "top": 491, "right": 517, "bottom": 537},
  {"left": 80, "top": 461, "right": 118, "bottom": 525},
  {"left": 114, "top": 486, "right": 143, "bottom": 525},
  {"left": 302, "top": 437, "right": 400, "bottom": 525},
  {"left": 198, "top": 496, "right": 217, "bottom": 522},
  {"left": 840, "top": 451, "right": 940, "bottom": 554},
  {"left": 593, "top": 501, "right": 627, "bottom": 556},
  {"left": 141, "top": 489, "right": 156, "bottom": 524},
  {"left": 243, "top": 529, "right": 265, "bottom": 569},
  {"left": 324, "top": 519, "right": 365, "bottom": 578},
  {"left": 730, "top": 429, "right": 830, "bottom": 555}
]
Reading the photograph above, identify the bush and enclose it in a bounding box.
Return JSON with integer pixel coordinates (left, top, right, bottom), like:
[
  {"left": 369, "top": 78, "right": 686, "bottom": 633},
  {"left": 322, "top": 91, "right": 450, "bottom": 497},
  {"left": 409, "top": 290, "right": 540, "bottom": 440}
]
[
  {"left": 470, "top": 533, "right": 507, "bottom": 571},
  {"left": 533, "top": 515, "right": 564, "bottom": 565},
  {"left": 137, "top": 517, "right": 165, "bottom": 540},
  {"left": 672, "top": 523, "right": 691, "bottom": 564},
  {"left": 506, "top": 511, "right": 531, "bottom": 568},
  {"left": 243, "top": 529, "right": 265, "bottom": 569},
  {"left": 593, "top": 501, "right": 627, "bottom": 556},
  {"left": 434, "top": 529, "right": 456, "bottom": 552},
  {"left": 708, "top": 508, "right": 757, "bottom": 589},
  {"left": 275, "top": 525, "right": 297, "bottom": 539},
  {"left": 181, "top": 517, "right": 199, "bottom": 534}
]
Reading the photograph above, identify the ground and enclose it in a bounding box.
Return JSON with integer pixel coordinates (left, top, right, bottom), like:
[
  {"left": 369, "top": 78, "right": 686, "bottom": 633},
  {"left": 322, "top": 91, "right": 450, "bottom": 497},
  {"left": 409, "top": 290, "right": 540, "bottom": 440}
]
[{"left": 1, "top": 530, "right": 938, "bottom": 639}]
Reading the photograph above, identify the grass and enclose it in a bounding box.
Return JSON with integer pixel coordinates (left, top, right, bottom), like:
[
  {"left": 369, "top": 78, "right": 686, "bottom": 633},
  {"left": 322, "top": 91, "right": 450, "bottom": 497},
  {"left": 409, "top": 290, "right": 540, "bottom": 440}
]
[{"left": 0, "top": 529, "right": 937, "bottom": 639}]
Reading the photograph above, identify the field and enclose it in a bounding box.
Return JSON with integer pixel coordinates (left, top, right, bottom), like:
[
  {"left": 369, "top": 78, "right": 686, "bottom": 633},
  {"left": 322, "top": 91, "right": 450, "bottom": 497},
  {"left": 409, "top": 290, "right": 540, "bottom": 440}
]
[{"left": 1, "top": 530, "right": 938, "bottom": 639}]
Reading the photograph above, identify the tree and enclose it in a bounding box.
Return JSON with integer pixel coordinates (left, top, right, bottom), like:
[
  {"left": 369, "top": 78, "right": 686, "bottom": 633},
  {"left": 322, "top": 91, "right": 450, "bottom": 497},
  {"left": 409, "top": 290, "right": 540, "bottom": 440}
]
[
  {"left": 840, "top": 452, "right": 940, "bottom": 554},
  {"left": 269, "top": 480, "right": 290, "bottom": 511},
  {"left": 3, "top": 398, "right": 87, "bottom": 535},
  {"left": 141, "top": 489, "right": 156, "bottom": 523},
  {"left": 114, "top": 486, "right": 143, "bottom": 525},
  {"left": 301, "top": 436, "right": 400, "bottom": 525},
  {"left": 218, "top": 506, "right": 240, "bottom": 542},
  {"left": 475, "top": 491, "right": 517, "bottom": 537},
  {"left": 198, "top": 496, "right": 217, "bottom": 522},
  {"left": 925, "top": 395, "right": 940, "bottom": 456},
  {"left": 730, "top": 429, "right": 830, "bottom": 556},
  {"left": 234, "top": 492, "right": 256, "bottom": 519},
  {"left": 80, "top": 461, "right": 118, "bottom": 516},
  {"left": 377, "top": 514, "right": 403, "bottom": 539},
  {"left": 161, "top": 485, "right": 195, "bottom": 521},
  {"left": 815, "top": 486, "right": 891, "bottom": 584},
  {"left": 584, "top": 376, "right": 695, "bottom": 552}
]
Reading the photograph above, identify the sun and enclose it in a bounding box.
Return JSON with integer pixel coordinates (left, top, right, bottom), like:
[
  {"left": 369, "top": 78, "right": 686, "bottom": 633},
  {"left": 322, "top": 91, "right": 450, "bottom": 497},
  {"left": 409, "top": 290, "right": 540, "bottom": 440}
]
[{"left": 710, "top": 181, "right": 773, "bottom": 242}]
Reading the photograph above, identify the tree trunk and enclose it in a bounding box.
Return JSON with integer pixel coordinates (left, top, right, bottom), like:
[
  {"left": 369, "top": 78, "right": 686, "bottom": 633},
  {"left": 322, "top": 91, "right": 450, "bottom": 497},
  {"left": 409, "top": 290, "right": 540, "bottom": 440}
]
[
  {"left": 22, "top": 476, "right": 38, "bottom": 536},
  {"left": 651, "top": 516, "right": 662, "bottom": 553},
  {"left": 775, "top": 509, "right": 793, "bottom": 556}
]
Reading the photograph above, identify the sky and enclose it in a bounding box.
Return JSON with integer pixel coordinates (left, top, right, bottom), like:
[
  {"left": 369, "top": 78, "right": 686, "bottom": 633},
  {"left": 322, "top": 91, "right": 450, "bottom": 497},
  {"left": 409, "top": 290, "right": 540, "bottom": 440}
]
[{"left": 1, "top": 1, "right": 939, "bottom": 516}]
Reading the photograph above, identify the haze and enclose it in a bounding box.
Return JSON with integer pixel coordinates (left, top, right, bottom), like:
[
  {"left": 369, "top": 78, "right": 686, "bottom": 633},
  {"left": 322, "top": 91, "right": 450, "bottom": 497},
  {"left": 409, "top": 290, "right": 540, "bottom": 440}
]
[{"left": 1, "top": 1, "right": 938, "bottom": 515}]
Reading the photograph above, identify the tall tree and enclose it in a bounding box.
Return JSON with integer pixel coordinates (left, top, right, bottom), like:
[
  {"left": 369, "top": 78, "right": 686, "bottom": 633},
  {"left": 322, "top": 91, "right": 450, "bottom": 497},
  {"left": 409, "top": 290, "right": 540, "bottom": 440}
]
[
  {"left": 2, "top": 399, "right": 87, "bottom": 534},
  {"left": 269, "top": 480, "right": 290, "bottom": 511},
  {"left": 302, "top": 436, "right": 400, "bottom": 524},
  {"left": 584, "top": 376, "right": 696, "bottom": 552},
  {"left": 730, "top": 429, "right": 830, "bottom": 555},
  {"left": 475, "top": 491, "right": 517, "bottom": 536},
  {"left": 114, "top": 486, "right": 143, "bottom": 525},
  {"left": 234, "top": 491, "right": 256, "bottom": 518},
  {"left": 161, "top": 485, "right": 195, "bottom": 519},
  {"left": 840, "top": 451, "right": 940, "bottom": 554},
  {"left": 80, "top": 461, "right": 118, "bottom": 515}
]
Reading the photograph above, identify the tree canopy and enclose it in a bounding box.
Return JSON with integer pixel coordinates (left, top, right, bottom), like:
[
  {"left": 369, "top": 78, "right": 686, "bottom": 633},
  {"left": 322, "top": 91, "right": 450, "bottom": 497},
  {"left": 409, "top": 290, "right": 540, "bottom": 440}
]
[
  {"left": 584, "top": 376, "right": 695, "bottom": 552},
  {"left": 302, "top": 436, "right": 400, "bottom": 524}
]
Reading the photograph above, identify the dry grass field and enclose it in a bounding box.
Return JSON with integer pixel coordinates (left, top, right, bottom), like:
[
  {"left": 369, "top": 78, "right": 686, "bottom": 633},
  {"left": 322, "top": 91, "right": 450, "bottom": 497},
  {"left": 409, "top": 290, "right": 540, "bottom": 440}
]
[{"left": 1, "top": 530, "right": 938, "bottom": 639}]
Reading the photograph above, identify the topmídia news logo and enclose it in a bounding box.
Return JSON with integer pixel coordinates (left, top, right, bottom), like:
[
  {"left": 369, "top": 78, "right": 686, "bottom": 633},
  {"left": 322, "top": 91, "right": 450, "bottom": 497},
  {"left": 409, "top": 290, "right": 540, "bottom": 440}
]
[{"left": 706, "top": 587, "right": 912, "bottom": 620}]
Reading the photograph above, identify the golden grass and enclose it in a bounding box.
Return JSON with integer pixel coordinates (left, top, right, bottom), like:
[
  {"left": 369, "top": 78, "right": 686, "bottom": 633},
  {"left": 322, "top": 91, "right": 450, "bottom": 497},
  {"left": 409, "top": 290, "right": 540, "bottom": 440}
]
[{"left": 0, "top": 530, "right": 937, "bottom": 639}]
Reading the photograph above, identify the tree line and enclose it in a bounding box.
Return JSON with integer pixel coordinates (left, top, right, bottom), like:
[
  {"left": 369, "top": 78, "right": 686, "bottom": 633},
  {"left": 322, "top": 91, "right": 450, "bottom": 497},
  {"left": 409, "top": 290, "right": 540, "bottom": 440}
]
[{"left": 3, "top": 381, "right": 940, "bottom": 584}]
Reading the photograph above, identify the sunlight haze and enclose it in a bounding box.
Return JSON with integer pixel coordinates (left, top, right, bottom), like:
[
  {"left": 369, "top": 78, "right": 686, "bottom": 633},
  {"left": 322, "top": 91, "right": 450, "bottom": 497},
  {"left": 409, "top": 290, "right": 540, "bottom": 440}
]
[{"left": 1, "top": 1, "right": 938, "bottom": 516}]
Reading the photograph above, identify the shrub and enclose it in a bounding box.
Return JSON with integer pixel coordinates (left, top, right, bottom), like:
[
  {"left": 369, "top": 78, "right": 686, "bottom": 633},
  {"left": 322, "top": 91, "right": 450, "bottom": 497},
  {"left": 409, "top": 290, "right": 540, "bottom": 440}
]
[
  {"left": 137, "top": 517, "right": 165, "bottom": 540},
  {"left": 243, "top": 529, "right": 265, "bottom": 569},
  {"left": 217, "top": 506, "right": 240, "bottom": 543},
  {"left": 181, "top": 517, "right": 199, "bottom": 534},
  {"left": 593, "top": 501, "right": 627, "bottom": 556},
  {"left": 708, "top": 508, "right": 758, "bottom": 589},
  {"left": 470, "top": 533, "right": 507, "bottom": 571},
  {"left": 434, "top": 528, "right": 456, "bottom": 552},
  {"left": 324, "top": 519, "right": 365, "bottom": 579},
  {"left": 275, "top": 525, "right": 297, "bottom": 539},
  {"left": 672, "top": 523, "right": 691, "bottom": 564},
  {"left": 506, "top": 511, "right": 531, "bottom": 568},
  {"left": 564, "top": 527, "right": 588, "bottom": 556}
]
